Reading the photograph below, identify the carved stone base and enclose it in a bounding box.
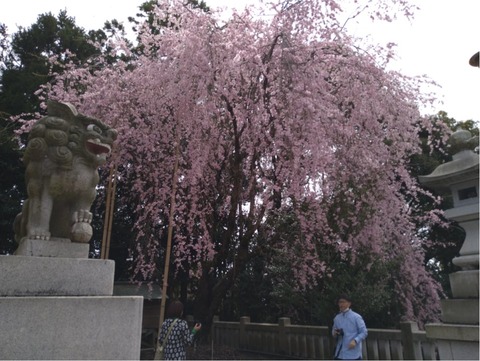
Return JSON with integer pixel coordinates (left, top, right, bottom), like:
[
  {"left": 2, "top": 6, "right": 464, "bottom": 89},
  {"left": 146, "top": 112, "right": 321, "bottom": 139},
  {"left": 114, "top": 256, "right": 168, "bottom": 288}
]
[
  {"left": 14, "top": 237, "right": 89, "bottom": 258},
  {"left": 0, "top": 255, "right": 114, "bottom": 296}
]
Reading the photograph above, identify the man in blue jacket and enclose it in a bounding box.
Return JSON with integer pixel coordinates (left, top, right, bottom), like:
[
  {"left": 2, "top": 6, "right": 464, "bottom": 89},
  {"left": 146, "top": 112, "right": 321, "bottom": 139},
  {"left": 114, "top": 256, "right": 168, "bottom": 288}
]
[{"left": 332, "top": 294, "right": 368, "bottom": 360}]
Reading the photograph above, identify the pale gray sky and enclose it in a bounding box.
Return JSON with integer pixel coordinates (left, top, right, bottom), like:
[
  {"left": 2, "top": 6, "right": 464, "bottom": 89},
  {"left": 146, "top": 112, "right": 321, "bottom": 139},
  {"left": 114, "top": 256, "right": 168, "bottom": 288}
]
[{"left": 2, "top": 0, "right": 479, "bottom": 122}]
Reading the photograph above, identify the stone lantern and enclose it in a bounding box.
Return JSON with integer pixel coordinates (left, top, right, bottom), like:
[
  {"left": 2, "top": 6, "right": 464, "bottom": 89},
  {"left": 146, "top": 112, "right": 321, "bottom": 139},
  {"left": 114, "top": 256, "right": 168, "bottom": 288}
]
[{"left": 418, "top": 129, "right": 479, "bottom": 360}]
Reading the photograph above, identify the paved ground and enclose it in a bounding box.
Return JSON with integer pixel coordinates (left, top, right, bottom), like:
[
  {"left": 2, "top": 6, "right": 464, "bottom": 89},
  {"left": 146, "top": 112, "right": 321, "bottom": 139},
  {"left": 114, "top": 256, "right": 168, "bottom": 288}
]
[{"left": 142, "top": 344, "right": 290, "bottom": 360}]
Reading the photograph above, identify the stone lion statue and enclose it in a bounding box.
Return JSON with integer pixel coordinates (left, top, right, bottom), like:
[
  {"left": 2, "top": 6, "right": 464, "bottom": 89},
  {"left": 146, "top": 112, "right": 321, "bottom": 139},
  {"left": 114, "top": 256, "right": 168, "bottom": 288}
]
[{"left": 14, "top": 101, "right": 117, "bottom": 244}]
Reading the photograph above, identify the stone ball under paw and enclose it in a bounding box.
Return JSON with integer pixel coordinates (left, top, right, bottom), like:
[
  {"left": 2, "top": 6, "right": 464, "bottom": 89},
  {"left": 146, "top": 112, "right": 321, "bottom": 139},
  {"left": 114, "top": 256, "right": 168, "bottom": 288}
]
[{"left": 71, "top": 222, "right": 93, "bottom": 243}]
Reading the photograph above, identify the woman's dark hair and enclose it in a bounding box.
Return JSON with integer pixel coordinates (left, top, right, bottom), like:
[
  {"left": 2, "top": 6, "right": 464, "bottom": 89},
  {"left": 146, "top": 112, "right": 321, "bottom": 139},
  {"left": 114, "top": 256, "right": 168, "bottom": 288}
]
[{"left": 166, "top": 300, "right": 184, "bottom": 318}]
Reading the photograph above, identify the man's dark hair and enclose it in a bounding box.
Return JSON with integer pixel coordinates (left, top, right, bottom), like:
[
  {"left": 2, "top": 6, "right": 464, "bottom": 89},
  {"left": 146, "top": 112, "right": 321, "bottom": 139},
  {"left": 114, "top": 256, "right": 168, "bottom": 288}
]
[{"left": 337, "top": 294, "right": 352, "bottom": 303}]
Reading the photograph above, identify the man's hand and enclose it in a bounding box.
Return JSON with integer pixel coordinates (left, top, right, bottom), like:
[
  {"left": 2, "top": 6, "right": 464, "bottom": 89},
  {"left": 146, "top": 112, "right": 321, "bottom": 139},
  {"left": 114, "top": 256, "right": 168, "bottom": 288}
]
[{"left": 348, "top": 339, "right": 357, "bottom": 349}]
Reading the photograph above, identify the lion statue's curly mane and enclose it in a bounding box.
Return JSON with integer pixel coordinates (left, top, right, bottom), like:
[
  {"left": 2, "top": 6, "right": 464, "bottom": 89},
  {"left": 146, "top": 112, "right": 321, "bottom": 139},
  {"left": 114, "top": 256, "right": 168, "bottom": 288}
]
[{"left": 14, "top": 101, "right": 117, "bottom": 244}]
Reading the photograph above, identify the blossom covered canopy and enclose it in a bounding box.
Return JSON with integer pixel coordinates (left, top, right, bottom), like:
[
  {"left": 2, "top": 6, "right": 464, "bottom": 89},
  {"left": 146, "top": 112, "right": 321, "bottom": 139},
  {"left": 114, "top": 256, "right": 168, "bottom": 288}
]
[{"left": 34, "top": 0, "right": 443, "bottom": 323}]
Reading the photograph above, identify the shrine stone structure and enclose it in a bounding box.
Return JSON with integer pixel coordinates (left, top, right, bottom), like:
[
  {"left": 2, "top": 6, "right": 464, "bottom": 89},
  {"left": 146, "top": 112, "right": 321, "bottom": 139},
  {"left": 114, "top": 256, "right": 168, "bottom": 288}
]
[
  {"left": 419, "top": 129, "right": 479, "bottom": 360},
  {"left": 0, "top": 101, "right": 143, "bottom": 360}
]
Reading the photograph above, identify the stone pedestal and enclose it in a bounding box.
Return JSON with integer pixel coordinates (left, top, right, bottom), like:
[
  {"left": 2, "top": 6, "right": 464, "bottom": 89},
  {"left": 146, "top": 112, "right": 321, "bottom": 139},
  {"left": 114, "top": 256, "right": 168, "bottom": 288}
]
[
  {"left": 0, "top": 255, "right": 144, "bottom": 360},
  {"left": 0, "top": 296, "right": 143, "bottom": 360},
  {"left": 0, "top": 255, "right": 114, "bottom": 296},
  {"left": 14, "top": 237, "right": 90, "bottom": 258},
  {"left": 439, "top": 201, "right": 479, "bottom": 329},
  {"left": 419, "top": 132, "right": 479, "bottom": 360}
]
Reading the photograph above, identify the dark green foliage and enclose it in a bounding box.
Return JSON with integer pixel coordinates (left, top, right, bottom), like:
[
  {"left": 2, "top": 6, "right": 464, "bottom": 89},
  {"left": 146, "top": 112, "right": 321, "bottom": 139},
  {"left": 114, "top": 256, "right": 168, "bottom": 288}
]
[
  {"left": 315, "top": 258, "right": 400, "bottom": 328},
  {"left": 88, "top": 177, "right": 138, "bottom": 281},
  {"left": 2, "top": 11, "right": 102, "bottom": 114},
  {"left": 227, "top": 250, "right": 401, "bottom": 328},
  {"left": 218, "top": 209, "right": 399, "bottom": 328},
  {"left": 0, "top": 139, "right": 24, "bottom": 254}
]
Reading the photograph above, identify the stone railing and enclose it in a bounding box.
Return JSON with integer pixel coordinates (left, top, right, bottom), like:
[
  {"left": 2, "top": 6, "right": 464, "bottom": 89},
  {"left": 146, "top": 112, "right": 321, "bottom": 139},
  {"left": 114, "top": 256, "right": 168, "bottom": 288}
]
[{"left": 211, "top": 317, "right": 438, "bottom": 360}]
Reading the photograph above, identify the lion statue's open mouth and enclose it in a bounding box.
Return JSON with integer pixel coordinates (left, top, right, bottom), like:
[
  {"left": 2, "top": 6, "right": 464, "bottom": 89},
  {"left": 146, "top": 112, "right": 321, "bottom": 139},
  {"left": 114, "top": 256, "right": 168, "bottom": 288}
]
[{"left": 86, "top": 138, "right": 112, "bottom": 157}]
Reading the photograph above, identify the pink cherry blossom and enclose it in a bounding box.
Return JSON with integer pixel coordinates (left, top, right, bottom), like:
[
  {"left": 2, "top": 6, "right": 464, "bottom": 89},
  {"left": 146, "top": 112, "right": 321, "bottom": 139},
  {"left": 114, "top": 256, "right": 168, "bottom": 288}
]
[{"left": 24, "top": 0, "right": 444, "bottom": 324}]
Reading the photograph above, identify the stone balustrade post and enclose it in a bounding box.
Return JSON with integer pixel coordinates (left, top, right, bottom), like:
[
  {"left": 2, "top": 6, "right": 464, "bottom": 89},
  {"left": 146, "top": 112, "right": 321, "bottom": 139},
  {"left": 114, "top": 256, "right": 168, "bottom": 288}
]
[
  {"left": 400, "top": 321, "right": 419, "bottom": 360},
  {"left": 278, "top": 317, "right": 291, "bottom": 355},
  {"left": 239, "top": 316, "right": 250, "bottom": 349}
]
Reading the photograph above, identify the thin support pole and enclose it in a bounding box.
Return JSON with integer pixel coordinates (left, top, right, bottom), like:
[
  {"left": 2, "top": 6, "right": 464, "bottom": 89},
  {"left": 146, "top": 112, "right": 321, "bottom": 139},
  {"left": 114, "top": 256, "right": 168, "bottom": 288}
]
[
  {"left": 101, "top": 164, "right": 116, "bottom": 259},
  {"left": 105, "top": 164, "right": 117, "bottom": 259},
  {"left": 158, "top": 136, "right": 180, "bottom": 330}
]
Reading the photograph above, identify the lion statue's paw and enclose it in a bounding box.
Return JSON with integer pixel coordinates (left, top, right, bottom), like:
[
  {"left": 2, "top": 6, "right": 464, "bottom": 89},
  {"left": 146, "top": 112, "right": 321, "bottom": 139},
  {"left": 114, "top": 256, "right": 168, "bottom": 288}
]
[
  {"left": 70, "top": 210, "right": 93, "bottom": 243},
  {"left": 72, "top": 209, "right": 93, "bottom": 224},
  {"left": 29, "top": 229, "right": 51, "bottom": 241}
]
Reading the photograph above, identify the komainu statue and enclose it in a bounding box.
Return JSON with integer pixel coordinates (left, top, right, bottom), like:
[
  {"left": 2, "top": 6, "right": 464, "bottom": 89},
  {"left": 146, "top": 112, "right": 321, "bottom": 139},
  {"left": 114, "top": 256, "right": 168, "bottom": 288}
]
[{"left": 14, "top": 101, "right": 117, "bottom": 244}]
